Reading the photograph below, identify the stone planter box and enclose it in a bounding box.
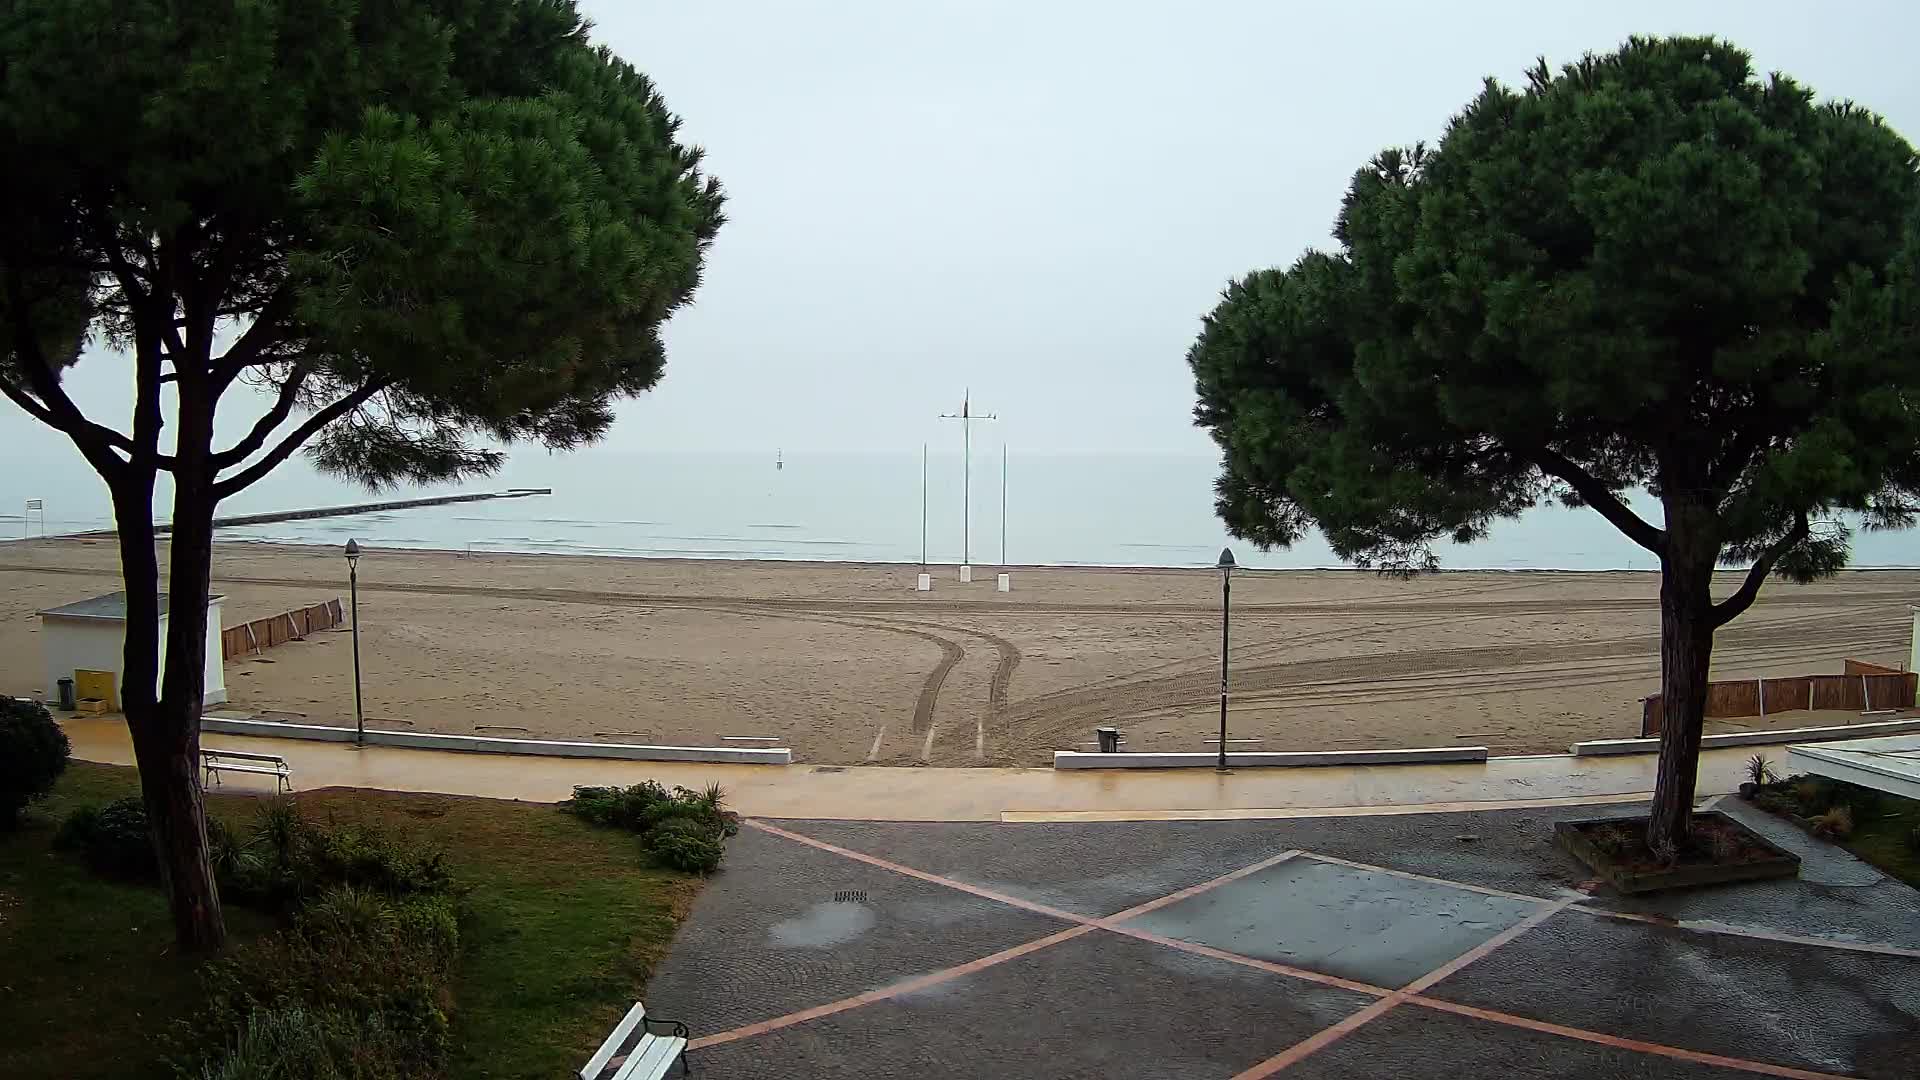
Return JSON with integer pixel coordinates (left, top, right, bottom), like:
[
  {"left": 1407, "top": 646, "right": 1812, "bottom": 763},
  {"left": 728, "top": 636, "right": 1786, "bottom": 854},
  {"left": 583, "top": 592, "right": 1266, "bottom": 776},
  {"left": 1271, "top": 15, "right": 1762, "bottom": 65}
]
[{"left": 1554, "top": 811, "right": 1801, "bottom": 894}]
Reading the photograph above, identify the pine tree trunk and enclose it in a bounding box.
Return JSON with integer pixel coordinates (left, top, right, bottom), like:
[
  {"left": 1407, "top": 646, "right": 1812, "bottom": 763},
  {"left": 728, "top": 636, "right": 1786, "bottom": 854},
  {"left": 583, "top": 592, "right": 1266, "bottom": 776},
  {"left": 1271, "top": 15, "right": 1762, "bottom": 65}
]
[
  {"left": 127, "top": 699, "right": 224, "bottom": 949},
  {"left": 109, "top": 472, "right": 227, "bottom": 950},
  {"left": 1647, "top": 527, "right": 1718, "bottom": 856},
  {"left": 152, "top": 382, "right": 226, "bottom": 950}
]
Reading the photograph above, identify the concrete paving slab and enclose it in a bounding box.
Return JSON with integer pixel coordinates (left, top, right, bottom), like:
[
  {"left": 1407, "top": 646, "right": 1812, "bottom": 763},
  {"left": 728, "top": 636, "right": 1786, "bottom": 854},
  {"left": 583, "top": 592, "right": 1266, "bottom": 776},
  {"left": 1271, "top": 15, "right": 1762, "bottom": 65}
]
[
  {"left": 1430, "top": 911, "right": 1920, "bottom": 1079},
  {"left": 647, "top": 804, "right": 1917, "bottom": 1076},
  {"left": 1121, "top": 857, "right": 1541, "bottom": 988},
  {"left": 1297, "top": 1005, "right": 1761, "bottom": 1079},
  {"left": 786, "top": 818, "right": 1322, "bottom": 916},
  {"left": 685, "top": 930, "right": 1376, "bottom": 1079},
  {"left": 643, "top": 827, "right": 1068, "bottom": 1034},
  {"left": 790, "top": 805, "right": 1622, "bottom": 919},
  {"left": 1712, "top": 797, "right": 1884, "bottom": 886}
]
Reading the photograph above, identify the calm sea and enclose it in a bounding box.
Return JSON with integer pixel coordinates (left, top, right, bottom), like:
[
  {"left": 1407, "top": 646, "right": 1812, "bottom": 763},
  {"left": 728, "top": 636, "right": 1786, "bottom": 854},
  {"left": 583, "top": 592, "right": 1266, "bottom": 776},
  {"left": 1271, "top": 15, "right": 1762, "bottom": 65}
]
[{"left": 1, "top": 449, "right": 1913, "bottom": 571}]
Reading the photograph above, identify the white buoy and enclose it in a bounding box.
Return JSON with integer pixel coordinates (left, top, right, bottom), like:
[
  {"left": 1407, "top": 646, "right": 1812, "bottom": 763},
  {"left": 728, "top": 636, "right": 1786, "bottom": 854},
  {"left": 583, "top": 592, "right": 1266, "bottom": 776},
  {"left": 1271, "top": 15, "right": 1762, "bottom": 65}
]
[
  {"left": 996, "top": 573, "right": 1011, "bottom": 593},
  {"left": 959, "top": 564, "right": 972, "bottom": 583},
  {"left": 916, "top": 572, "right": 932, "bottom": 592}
]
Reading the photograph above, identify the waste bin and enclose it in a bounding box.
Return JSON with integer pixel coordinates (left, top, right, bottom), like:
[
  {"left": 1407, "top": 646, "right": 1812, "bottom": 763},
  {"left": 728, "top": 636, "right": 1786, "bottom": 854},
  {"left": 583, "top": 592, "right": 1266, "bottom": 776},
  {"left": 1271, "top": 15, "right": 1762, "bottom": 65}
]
[
  {"left": 57, "top": 677, "right": 76, "bottom": 711},
  {"left": 1095, "top": 726, "right": 1121, "bottom": 753}
]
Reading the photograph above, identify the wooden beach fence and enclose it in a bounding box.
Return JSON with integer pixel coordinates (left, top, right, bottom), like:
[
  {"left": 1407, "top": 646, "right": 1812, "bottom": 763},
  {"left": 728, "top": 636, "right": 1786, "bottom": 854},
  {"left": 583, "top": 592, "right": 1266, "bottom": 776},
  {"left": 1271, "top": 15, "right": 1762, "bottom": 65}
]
[
  {"left": 221, "top": 599, "right": 345, "bottom": 660},
  {"left": 1641, "top": 661, "right": 1917, "bottom": 736}
]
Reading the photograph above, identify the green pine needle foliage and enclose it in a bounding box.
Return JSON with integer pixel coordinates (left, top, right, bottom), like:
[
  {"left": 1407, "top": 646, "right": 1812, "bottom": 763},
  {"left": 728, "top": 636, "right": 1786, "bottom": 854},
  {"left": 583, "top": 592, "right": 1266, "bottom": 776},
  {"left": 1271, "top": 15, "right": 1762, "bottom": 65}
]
[{"left": 1190, "top": 36, "right": 1920, "bottom": 578}]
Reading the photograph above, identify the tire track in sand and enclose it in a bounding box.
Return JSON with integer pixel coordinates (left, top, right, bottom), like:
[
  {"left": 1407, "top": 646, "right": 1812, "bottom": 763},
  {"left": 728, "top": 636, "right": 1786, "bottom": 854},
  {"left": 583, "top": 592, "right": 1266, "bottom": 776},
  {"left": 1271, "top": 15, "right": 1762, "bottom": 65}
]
[
  {"left": 693, "top": 605, "right": 964, "bottom": 743},
  {"left": 1008, "top": 612, "right": 1902, "bottom": 749},
  {"left": 765, "top": 612, "right": 1021, "bottom": 760},
  {"left": 0, "top": 563, "right": 998, "bottom": 754}
]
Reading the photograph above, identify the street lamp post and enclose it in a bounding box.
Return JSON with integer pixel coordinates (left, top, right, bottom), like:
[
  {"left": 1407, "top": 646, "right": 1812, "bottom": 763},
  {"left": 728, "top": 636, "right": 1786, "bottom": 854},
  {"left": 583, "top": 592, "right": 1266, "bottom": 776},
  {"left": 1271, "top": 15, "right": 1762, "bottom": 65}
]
[
  {"left": 1217, "top": 547, "right": 1235, "bottom": 771},
  {"left": 345, "top": 539, "right": 364, "bottom": 747}
]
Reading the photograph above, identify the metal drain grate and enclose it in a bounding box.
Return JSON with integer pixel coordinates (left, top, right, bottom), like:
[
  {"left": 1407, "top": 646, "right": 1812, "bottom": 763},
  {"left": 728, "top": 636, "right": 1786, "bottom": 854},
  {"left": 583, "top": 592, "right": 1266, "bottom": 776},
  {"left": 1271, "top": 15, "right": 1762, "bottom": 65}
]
[{"left": 833, "top": 890, "right": 868, "bottom": 904}]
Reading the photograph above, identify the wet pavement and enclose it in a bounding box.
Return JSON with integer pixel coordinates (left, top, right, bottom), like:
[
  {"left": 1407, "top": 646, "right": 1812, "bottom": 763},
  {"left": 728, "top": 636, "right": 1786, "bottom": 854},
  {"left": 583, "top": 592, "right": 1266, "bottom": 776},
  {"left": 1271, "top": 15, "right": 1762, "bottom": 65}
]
[
  {"left": 1123, "top": 857, "right": 1542, "bottom": 987},
  {"left": 64, "top": 713, "right": 1772, "bottom": 820},
  {"left": 645, "top": 799, "right": 1920, "bottom": 1079}
]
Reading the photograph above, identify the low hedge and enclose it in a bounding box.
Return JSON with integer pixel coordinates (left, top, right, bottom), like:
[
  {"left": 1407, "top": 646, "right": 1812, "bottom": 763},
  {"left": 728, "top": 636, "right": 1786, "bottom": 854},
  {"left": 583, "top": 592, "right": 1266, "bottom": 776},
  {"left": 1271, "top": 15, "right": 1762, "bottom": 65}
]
[
  {"left": 562, "top": 781, "right": 738, "bottom": 874},
  {"left": 0, "top": 697, "right": 70, "bottom": 828},
  {"left": 53, "top": 795, "right": 464, "bottom": 1079}
]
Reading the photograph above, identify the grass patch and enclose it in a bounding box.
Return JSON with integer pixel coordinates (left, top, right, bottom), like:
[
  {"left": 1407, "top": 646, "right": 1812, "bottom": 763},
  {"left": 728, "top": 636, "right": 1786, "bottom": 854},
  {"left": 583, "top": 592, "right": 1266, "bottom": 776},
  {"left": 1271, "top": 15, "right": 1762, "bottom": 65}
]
[
  {"left": 1750, "top": 773, "right": 1920, "bottom": 889},
  {"left": 0, "top": 766, "right": 274, "bottom": 1080},
  {"left": 0, "top": 763, "right": 703, "bottom": 1079}
]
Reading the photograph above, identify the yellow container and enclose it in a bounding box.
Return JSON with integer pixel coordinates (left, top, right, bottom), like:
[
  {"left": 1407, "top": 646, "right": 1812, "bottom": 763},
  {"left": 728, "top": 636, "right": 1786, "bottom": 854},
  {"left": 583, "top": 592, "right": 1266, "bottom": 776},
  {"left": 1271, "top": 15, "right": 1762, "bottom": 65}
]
[{"left": 73, "top": 669, "right": 118, "bottom": 712}]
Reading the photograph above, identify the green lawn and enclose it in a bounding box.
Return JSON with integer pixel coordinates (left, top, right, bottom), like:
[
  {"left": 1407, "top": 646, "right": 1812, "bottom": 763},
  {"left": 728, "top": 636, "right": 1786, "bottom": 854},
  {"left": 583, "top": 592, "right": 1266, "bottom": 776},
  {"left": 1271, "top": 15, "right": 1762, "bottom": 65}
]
[
  {"left": 1836, "top": 788, "right": 1920, "bottom": 889},
  {"left": 0, "top": 763, "right": 703, "bottom": 1079},
  {"left": 1751, "top": 773, "right": 1920, "bottom": 890}
]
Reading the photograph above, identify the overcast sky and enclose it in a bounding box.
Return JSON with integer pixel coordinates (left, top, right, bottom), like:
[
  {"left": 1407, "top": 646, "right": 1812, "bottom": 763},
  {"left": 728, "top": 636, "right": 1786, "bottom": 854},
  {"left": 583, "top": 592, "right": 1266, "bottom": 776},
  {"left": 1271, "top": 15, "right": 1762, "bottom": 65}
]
[
  {"left": 587, "top": 0, "right": 1920, "bottom": 453},
  {"left": 11, "top": 0, "right": 1920, "bottom": 469}
]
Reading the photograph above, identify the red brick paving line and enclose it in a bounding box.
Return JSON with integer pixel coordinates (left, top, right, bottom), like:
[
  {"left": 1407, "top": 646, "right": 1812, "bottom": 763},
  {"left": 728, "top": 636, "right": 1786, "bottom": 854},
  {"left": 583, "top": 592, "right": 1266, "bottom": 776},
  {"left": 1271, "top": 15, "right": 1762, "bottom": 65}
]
[
  {"left": 1575, "top": 906, "right": 1920, "bottom": 960},
  {"left": 1229, "top": 898, "right": 1581, "bottom": 1079},
  {"left": 1089, "top": 926, "right": 1393, "bottom": 998},
  {"left": 1210, "top": 886, "right": 1862, "bottom": 1080},
  {"left": 716, "top": 821, "right": 1877, "bottom": 1079},
  {"left": 745, "top": 819, "right": 1088, "bottom": 923},
  {"left": 686, "top": 925, "right": 1099, "bottom": 1051},
  {"left": 1404, "top": 997, "right": 1857, "bottom": 1080},
  {"left": 1300, "top": 851, "right": 1920, "bottom": 960},
  {"left": 1292, "top": 851, "right": 1554, "bottom": 903},
  {"left": 692, "top": 827, "right": 1320, "bottom": 1050}
]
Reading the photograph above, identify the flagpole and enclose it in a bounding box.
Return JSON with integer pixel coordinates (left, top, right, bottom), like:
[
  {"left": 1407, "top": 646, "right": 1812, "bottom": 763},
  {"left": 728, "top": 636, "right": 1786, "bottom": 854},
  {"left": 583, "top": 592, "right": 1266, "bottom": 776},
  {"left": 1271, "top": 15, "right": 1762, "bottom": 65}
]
[{"left": 1001, "top": 443, "right": 1008, "bottom": 565}]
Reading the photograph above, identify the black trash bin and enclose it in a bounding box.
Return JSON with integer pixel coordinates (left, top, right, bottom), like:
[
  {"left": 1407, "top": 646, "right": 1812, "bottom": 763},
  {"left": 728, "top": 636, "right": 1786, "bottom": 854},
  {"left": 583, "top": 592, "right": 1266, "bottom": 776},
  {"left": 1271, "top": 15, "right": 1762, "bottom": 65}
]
[
  {"left": 1095, "top": 726, "right": 1121, "bottom": 753},
  {"left": 57, "top": 677, "right": 76, "bottom": 711}
]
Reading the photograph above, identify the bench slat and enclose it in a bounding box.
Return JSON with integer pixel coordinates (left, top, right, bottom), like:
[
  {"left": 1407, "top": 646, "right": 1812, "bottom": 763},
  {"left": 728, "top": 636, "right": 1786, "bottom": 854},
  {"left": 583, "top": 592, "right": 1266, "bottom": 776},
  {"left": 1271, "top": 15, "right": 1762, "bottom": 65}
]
[
  {"left": 613, "top": 1035, "right": 684, "bottom": 1080},
  {"left": 581, "top": 1002, "right": 647, "bottom": 1080},
  {"left": 211, "top": 757, "right": 288, "bottom": 772},
  {"left": 205, "top": 750, "right": 288, "bottom": 763}
]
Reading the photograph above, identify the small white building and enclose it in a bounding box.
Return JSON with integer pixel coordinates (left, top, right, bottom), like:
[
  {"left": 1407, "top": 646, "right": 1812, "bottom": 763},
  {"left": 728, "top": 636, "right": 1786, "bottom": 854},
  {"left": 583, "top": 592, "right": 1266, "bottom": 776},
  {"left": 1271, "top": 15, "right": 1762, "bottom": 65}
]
[
  {"left": 1788, "top": 734, "right": 1920, "bottom": 801},
  {"left": 38, "top": 591, "right": 227, "bottom": 710}
]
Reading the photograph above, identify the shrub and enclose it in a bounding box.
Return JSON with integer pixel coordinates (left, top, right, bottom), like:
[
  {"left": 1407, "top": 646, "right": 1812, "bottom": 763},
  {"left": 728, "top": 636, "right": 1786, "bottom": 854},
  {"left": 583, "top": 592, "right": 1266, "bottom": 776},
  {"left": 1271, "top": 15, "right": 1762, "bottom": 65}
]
[
  {"left": 220, "top": 800, "right": 453, "bottom": 912},
  {"left": 197, "top": 1006, "right": 341, "bottom": 1080},
  {"left": 0, "top": 697, "right": 70, "bottom": 828},
  {"left": 54, "top": 796, "right": 157, "bottom": 879},
  {"left": 1810, "top": 805, "right": 1855, "bottom": 839},
  {"left": 1792, "top": 778, "right": 1834, "bottom": 815},
  {"left": 1752, "top": 786, "right": 1799, "bottom": 818},
  {"left": 53, "top": 803, "right": 101, "bottom": 848},
  {"left": 189, "top": 887, "right": 460, "bottom": 1080},
  {"left": 254, "top": 797, "right": 305, "bottom": 864},
  {"left": 295, "top": 819, "right": 454, "bottom": 898},
  {"left": 643, "top": 817, "right": 727, "bottom": 874},
  {"left": 1744, "top": 754, "right": 1774, "bottom": 788},
  {"left": 206, "top": 816, "right": 259, "bottom": 883},
  {"left": 1586, "top": 823, "right": 1636, "bottom": 856},
  {"left": 564, "top": 781, "right": 738, "bottom": 871},
  {"left": 297, "top": 884, "right": 399, "bottom": 941},
  {"left": 563, "top": 781, "right": 673, "bottom": 831}
]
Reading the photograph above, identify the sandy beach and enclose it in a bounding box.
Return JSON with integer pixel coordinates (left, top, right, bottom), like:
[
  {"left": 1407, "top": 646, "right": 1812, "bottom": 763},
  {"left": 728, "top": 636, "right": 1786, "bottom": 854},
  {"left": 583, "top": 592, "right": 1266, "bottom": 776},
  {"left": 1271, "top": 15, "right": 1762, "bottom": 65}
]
[{"left": 1, "top": 538, "right": 1914, "bottom": 766}]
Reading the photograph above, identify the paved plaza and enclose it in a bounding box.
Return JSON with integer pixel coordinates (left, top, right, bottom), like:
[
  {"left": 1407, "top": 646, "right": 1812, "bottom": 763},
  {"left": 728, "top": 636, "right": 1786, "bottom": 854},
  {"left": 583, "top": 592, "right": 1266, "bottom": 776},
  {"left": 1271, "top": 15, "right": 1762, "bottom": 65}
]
[{"left": 646, "top": 800, "right": 1920, "bottom": 1079}]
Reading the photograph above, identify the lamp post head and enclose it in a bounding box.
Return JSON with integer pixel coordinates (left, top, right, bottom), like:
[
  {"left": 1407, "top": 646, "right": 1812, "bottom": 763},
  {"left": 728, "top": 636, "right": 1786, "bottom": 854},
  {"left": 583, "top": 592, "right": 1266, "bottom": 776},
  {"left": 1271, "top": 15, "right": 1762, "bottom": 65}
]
[
  {"left": 344, "top": 538, "right": 360, "bottom": 568},
  {"left": 1216, "top": 547, "right": 1236, "bottom": 572}
]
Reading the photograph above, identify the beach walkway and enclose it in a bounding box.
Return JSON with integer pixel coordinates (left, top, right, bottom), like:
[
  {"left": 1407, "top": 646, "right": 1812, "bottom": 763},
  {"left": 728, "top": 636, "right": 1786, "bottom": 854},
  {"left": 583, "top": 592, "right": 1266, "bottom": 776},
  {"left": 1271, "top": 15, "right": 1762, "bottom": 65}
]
[{"left": 64, "top": 715, "right": 1767, "bottom": 821}]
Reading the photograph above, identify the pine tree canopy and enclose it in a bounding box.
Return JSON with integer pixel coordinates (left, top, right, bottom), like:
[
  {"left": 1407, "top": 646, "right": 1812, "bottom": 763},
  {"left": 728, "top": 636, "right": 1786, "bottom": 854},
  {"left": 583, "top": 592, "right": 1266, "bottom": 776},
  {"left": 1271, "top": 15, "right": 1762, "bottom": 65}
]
[
  {"left": 1190, "top": 36, "right": 1919, "bottom": 589},
  {"left": 1, "top": 0, "right": 725, "bottom": 491}
]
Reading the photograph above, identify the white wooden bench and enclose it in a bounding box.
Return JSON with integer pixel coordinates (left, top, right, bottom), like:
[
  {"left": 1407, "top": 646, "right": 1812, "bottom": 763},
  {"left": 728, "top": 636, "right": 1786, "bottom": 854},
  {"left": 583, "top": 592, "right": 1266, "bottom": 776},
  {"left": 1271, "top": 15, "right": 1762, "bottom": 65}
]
[
  {"left": 202, "top": 749, "right": 292, "bottom": 794},
  {"left": 581, "top": 1002, "right": 689, "bottom": 1079}
]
